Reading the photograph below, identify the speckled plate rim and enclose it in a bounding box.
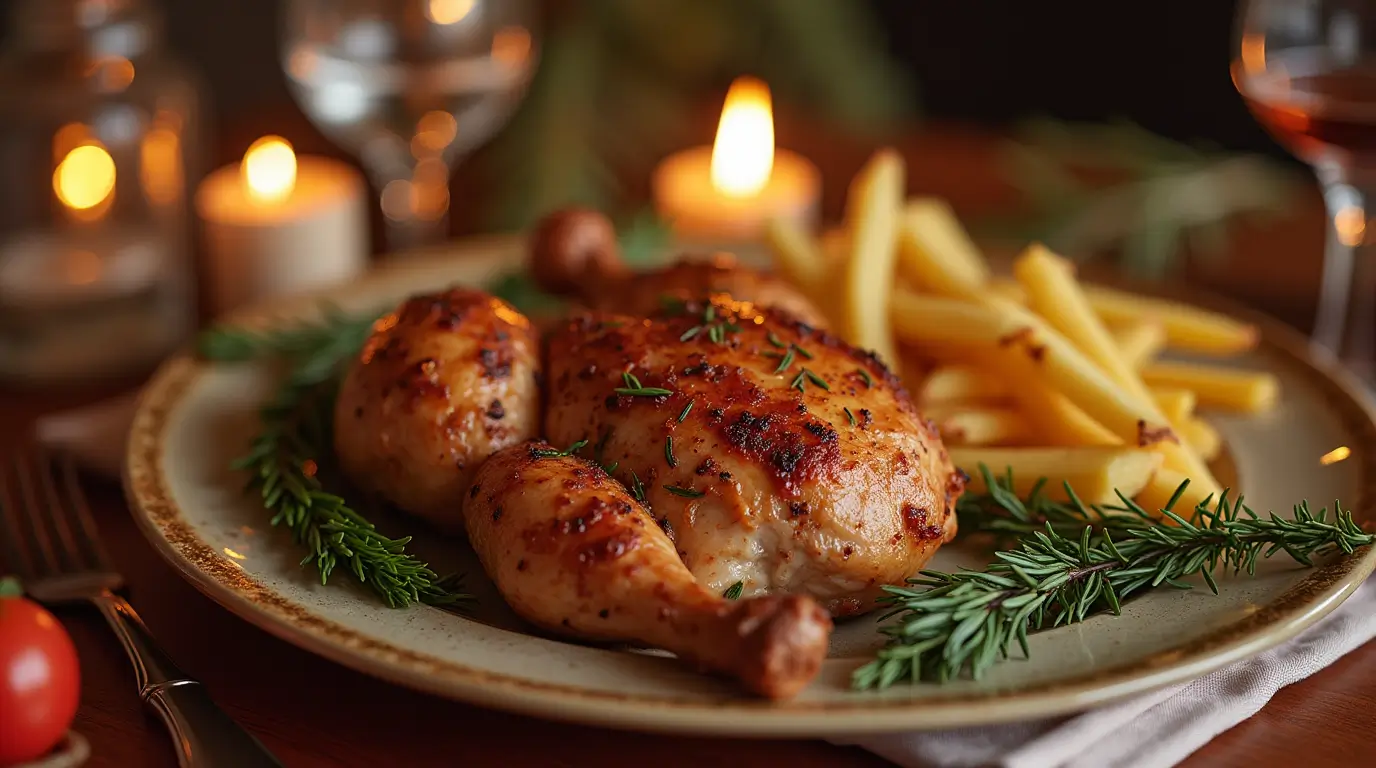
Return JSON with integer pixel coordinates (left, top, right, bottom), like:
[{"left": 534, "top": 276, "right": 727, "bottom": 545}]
[{"left": 123, "top": 236, "right": 1376, "bottom": 737}]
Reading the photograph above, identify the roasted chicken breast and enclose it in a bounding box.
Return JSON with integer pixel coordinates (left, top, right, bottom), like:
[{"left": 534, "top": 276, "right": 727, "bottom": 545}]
[{"left": 543, "top": 294, "right": 963, "bottom": 617}]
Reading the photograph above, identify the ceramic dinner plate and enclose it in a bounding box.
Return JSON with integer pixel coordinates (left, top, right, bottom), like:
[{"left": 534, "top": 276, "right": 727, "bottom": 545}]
[{"left": 124, "top": 235, "right": 1376, "bottom": 737}]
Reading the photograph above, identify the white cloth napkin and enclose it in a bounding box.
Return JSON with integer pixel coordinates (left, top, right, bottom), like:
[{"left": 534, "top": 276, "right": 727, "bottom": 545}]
[
  {"left": 38, "top": 396, "right": 1376, "bottom": 768},
  {"left": 838, "top": 577, "right": 1376, "bottom": 768}
]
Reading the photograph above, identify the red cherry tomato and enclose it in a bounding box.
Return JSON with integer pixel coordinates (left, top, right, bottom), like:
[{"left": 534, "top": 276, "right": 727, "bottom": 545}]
[{"left": 0, "top": 581, "right": 80, "bottom": 766}]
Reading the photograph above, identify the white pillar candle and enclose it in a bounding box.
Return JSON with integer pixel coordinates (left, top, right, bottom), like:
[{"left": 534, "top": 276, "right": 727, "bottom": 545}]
[
  {"left": 195, "top": 137, "right": 367, "bottom": 316},
  {"left": 652, "top": 77, "right": 821, "bottom": 242}
]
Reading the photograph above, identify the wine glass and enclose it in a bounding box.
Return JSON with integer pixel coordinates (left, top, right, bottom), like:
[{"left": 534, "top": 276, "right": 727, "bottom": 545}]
[
  {"left": 281, "top": 0, "right": 539, "bottom": 251},
  {"left": 1233, "top": 0, "right": 1376, "bottom": 382}
]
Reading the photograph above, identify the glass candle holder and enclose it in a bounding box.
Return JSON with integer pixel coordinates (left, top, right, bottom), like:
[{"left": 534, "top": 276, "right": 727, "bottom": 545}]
[{"left": 0, "top": 0, "right": 202, "bottom": 386}]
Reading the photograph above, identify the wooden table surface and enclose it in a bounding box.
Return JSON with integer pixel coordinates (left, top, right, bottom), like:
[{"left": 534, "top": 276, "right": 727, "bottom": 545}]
[{"left": 5, "top": 127, "right": 1375, "bottom": 768}]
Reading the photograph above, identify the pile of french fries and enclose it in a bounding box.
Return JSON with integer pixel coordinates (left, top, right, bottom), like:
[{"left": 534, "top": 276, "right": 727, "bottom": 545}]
[{"left": 766, "top": 149, "right": 1281, "bottom": 514}]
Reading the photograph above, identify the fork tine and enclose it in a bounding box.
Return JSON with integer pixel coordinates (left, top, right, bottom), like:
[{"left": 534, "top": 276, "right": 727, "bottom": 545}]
[
  {"left": 35, "top": 447, "right": 88, "bottom": 573},
  {"left": 11, "top": 450, "right": 61, "bottom": 577},
  {"left": 56, "top": 451, "right": 112, "bottom": 572},
  {"left": 0, "top": 455, "right": 36, "bottom": 581}
]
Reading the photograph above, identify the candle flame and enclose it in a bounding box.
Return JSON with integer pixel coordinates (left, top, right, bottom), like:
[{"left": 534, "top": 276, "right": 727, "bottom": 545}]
[
  {"left": 426, "top": 0, "right": 474, "bottom": 26},
  {"left": 54, "top": 142, "right": 116, "bottom": 213},
  {"left": 242, "top": 136, "right": 297, "bottom": 204},
  {"left": 710, "top": 76, "right": 774, "bottom": 198}
]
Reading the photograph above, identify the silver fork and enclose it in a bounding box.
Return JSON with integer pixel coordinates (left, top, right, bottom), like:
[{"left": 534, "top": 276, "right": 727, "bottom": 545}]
[{"left": 0, "top": 446, "right": 283, "bottom": 768}]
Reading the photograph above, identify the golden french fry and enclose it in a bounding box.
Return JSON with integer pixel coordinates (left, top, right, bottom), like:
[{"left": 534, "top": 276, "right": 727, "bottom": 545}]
[
  {"left": 990, "top": 278, "right": 1027, "bottom": 304},
  {"left": 1014, "top": 244, "right": 1155, "bottom": 401},
  {"left": 896, "top": 198, "right": 989, "bottom": 301},
  {"left": 891, "top": 290, "right": 1172, "bottom": 443},
  {"left": 820, "top": 227, "right": 849, "bottom": 264},
  {"left": 1135, "top": 468, "right": 1218, "bottom": 518},
  {"left": 951, "top": 447, "right": 1162, "bottom": 506},
  {"left": 918, "top": 365, "right": 1011, "bottom": 405},
  {"left": 889, "top": 288, "right": 1003, "bottom": 347},
  {"left": 925, "top": 406, "right": 1031, "bottom": 446},
  {"left": 1085, "top": 284, "right": 1259, "bottom": 356},
  {"left": 1008, "top": 245, "right": 1219, "bottom": 495},
  {"left": 1150, "top": 387, "right": 1197, "bottom": 425},
  {"left": 916, "top": 344, "right": 1119, "bottom": 447},
  {"left": 1011, "top": 379, "right": 1121, "bottom": 447},
  {"left": 840, "top": 148, "right": 904, "bottom": 366},
  {"left": 1178, "top": 417, "right": 1222, "bottom": 461},
  {"left": 1112, "top": 321, "right": 1168, "bottom": 370},
  {"left": 1141, "top": 361, "right": 1280, "bottom": 414},
  {"left": 985, "top": 297, "right": 1172, "bottom": 441},
  {"left": 765, "top": 218, "right": 829, "bottom": 297}
]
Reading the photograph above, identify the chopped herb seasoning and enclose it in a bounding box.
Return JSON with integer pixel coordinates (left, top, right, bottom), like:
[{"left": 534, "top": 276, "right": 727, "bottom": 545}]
[
  {"left": 678, "top": 401, "right": 694, "bottom": 423},
  {"left": 844, "top": 407, "right": 857, "bottom": 426},
  {"left": 629, "top": 471, "right": 646, "bottom": 502},
  {"left": 665, "top": 436, "right": 678, "bottom": 468},
  {"left": 774, "top": 347, "right": 796, "bottom": 374},
  {"left": 529, "top": 439, "right": 589, "bottom": 459},
  {"left": 723, "top": 581, "right": 744, "bottom": 600},
  {"left": 663, "top": 484, "right": 705, "bottom": 498},
  {"left": 615, "top": 371, "right": 673, "bottom": 397}
]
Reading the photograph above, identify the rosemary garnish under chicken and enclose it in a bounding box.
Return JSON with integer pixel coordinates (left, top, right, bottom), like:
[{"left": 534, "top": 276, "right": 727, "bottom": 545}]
[{"left": 198, "top": 311, "right": 468, "bottom": 609}]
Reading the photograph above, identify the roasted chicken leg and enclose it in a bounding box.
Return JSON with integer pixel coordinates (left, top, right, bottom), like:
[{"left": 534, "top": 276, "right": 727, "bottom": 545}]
[{"left": 464, "top": 441, "right": 833, "bottom": 699}]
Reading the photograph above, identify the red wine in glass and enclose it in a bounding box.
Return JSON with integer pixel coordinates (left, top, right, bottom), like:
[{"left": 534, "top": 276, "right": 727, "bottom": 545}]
[{"left": 1235, "top": 50, "right": 1376, "bottom": 165}]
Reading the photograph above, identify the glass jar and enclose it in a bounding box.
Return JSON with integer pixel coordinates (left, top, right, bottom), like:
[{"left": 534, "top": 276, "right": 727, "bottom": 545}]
[{"left": 0, "top": 0, "right": 202, "bottom": 386}]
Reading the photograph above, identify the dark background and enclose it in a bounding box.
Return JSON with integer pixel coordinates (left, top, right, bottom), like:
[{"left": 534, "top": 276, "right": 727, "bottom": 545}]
[{"left": 0, "top": 0, "right": 1293, "bottom": 165}]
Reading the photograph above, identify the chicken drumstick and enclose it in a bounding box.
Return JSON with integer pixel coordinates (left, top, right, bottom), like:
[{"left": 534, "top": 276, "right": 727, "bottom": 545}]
[{"left": 463, "top": 440, "right": 834, "bottom": 700}]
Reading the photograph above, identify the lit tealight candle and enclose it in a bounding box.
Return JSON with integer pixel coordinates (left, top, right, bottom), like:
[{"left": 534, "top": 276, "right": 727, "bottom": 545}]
[
  {"left": 652, "top": 76, "right": 821, "bottom": 242},
  {"left": 196, "top": 136, "right": 367, "bottom": 316}
]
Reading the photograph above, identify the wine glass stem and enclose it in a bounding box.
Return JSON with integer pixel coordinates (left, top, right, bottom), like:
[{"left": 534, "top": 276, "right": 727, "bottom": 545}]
[{"left": 1317, "top": 181, "right": 1376, "bottom": 382}]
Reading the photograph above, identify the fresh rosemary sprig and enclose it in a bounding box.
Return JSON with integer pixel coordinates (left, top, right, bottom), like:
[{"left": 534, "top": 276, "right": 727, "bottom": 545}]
[
  {"left": 201, "top": 309, "right": 468, "bottom": 609},
  {"left": 196, "top": 303, "right": 381, "bottom": 364},
  {"left": 955, "top": 464, "right": 1149, "bottom": 545},
  {"left": 852, "top": 483, "right": 1371, "bottom": 690}
]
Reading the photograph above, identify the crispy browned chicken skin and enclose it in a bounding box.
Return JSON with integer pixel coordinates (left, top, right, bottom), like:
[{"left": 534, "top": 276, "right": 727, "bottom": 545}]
[
  {"left": 544, "top": 294, "right": 963, "bottom": 617},
  {"left": 333, "top": 288, "right": 540, "bottom": 532}
]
